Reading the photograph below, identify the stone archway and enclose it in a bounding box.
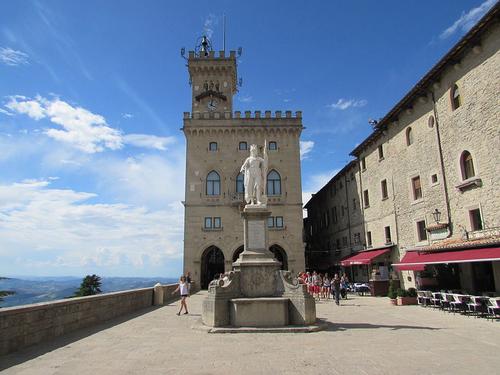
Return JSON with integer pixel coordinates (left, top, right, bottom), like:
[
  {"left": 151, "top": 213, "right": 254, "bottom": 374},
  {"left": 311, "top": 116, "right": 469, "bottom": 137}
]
[
  {"left": 201, "top": 246, "right": 225, "bottom": 289},
  {"left": 232, "top": 245, "right": 244, "bottom": 263},
  {"left": 270, "top": 244, "right": 288, "bottom": 270}
]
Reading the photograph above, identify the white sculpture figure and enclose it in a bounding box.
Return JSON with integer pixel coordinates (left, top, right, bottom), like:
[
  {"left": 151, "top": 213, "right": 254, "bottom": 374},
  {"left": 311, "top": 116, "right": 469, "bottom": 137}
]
[{"left": 240, "top": 141, "right": 268, "bottom": 205}]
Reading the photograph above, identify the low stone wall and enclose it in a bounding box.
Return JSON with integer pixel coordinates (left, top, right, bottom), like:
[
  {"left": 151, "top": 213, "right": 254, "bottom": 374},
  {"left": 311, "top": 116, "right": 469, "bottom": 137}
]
[{"left": 0, "top": 283, "right": 189, "bottom": 356}]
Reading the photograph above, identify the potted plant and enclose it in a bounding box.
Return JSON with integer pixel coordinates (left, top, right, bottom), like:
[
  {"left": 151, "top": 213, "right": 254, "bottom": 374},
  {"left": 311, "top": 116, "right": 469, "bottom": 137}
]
[
  {"left": 387, "top": 284, "right": 398, "bottom": 305},
  {"left": 397, "top": 288, "right": 418, "bottom": 305}
]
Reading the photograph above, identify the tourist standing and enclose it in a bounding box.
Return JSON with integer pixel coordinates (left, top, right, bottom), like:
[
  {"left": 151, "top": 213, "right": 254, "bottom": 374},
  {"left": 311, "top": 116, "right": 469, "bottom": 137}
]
[
  {"left": 332, "top": 274, "right": 341, "bottom": 306},
  {"left": 313, "top": 272, "right": 322, "bottom": 301},
  {"left": 306, "top": 272, "right": 313, "bottom": 295},
  {"left": 341, "top": 273, "right": 349, "bottom": 300},
  {"left": 323, "top": 273, "right": 331, "bottom": 300},
  {"left": 172, "top": 276, "right": 189, "bottom": 315}
]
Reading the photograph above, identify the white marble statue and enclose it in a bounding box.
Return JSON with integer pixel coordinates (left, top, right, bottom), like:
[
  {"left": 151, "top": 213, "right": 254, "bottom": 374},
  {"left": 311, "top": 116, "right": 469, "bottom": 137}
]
[{"left": 240, "top": 141, "right": 268, "bottom": 206}]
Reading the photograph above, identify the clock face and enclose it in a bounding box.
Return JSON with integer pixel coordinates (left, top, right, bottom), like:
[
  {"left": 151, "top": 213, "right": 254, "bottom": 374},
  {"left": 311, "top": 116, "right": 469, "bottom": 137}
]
[{"left": 207, "top": 99, "right": 218, "bottom": 111}]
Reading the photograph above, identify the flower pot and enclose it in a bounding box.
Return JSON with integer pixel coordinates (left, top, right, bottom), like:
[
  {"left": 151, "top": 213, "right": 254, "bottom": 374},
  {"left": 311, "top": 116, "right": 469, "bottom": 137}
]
[
  {"left": 389, "top": 298, "right": 397, "bottom": 305},
  {"left": 397, "top": 296, "right": 418, "bottom": 306}
]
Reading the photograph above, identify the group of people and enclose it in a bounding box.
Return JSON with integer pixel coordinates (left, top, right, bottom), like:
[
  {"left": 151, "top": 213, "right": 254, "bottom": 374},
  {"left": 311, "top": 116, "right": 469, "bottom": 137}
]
[
  {"left": 297, "top": 271, "right": 349, "bottom": 305},
  {"left": 172, "top": 270, "right": 350, "bottom": 315}
]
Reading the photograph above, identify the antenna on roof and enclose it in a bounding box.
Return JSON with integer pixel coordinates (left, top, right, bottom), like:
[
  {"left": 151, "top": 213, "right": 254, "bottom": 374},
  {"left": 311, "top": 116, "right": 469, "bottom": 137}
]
[{"left": 223, "top": 13, "right": 226, "bottom": 51}]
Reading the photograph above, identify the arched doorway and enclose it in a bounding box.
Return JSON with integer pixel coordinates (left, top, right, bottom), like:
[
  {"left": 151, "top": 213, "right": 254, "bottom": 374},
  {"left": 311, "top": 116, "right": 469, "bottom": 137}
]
[
  {"left": 232, "top": 245, "right": 244, "bottom": 263},
  {"left": 270, "top": 244, "right": 288, "bottom": 270},
  {"left": 201, "top": 246, "right": 225, "bottom": 289}
]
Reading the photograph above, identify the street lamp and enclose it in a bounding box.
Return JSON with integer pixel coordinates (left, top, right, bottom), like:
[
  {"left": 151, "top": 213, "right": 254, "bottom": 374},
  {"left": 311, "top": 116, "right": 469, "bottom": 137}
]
[{"left": 432, "top": 208, "right": 442, "bottom": 223}]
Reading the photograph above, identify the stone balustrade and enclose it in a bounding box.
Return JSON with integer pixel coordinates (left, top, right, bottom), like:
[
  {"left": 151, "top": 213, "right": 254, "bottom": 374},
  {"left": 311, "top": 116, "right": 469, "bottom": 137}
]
[{"left": 0, "top": 283, "right": 194, "bottom": 355}]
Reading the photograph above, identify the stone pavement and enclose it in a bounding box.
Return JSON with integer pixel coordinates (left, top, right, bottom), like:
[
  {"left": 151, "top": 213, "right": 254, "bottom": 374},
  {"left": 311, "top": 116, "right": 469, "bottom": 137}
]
[{"left": 1, "top": 291, "right": 499, "bottom": 375}]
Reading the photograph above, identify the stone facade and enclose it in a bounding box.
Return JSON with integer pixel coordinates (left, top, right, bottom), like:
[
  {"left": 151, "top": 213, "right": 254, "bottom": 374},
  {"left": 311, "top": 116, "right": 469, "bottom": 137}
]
[
  {"left": 304, "top": 161, "right": 365, "bottom": 274},
  {"left": 305, "top": 5, "right": 500, "bottom": 289},
  {"left": 182, "top": 49, "right": 305, "bottom": 288}
]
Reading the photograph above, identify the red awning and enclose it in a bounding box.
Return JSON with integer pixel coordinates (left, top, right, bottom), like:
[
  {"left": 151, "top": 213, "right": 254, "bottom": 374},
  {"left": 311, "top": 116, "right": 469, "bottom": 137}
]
[
  {"left": 340, "top": 248, "right": 391, "bottom": 266},
  {"left": 393, "top": 247, "right": 500, "bottom": 268},
  {"left": 394, "top": 263, "right": 426, "bottom": 271}
]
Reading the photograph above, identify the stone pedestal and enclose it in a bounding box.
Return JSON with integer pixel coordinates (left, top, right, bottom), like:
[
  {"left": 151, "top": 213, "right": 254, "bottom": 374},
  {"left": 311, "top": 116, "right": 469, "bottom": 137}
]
[
  {"left": 201, "top": 205, "right": 317, "bottom": 331},
  {"left": 233, "top": 206, "right": 281, "bottom": 297},
  {"left": 230, "top": 297, "right": 288, "bottom": 327}
]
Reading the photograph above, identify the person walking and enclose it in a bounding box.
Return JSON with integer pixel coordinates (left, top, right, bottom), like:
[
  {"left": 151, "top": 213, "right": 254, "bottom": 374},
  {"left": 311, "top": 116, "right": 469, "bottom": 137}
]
[
  {"left": 172, "top": 275, "right": 189, "bottom": 315},
  {"left": 332, "top": 274, "right": 341, "bottom": 306}
]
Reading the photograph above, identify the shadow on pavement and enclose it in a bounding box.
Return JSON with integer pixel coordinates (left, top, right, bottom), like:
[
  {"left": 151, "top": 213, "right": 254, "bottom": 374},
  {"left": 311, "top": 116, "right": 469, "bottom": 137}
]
[
  {"left": 0, "top": 305, "right": 164, "bottom": 371},
  {"left": 317, "top": 319, "right": 441, "bottom": 332}
]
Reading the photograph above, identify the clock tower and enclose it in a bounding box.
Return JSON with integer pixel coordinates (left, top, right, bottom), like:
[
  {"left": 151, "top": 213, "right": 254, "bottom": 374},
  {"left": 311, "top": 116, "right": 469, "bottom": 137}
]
[
  {"left": 182, "top": 36, "right": 305, "bottom": 289},
  {"left": 187, "top": 37, "right": 238, "bottom": 114}
]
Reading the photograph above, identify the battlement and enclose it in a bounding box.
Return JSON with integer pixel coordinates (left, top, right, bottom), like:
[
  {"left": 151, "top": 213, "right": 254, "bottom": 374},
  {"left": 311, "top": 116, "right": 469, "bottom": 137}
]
[
  {"left": 188, "top": 50, "right": 237, "bottom": 60},
  {"left": 183, "top": 110, "right": 302, "bottom": 120}
]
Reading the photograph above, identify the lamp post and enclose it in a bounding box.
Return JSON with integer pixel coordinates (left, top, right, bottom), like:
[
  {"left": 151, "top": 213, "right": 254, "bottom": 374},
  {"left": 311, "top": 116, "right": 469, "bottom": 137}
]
[{"left": 432, "top": 208, "right": 442, "bottom": 224}]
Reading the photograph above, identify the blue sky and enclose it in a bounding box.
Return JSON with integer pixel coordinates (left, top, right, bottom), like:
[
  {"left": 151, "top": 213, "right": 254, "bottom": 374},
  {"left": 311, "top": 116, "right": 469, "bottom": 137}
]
[{"left": 0, "top": 0, "right": 496, "bottom": 277}]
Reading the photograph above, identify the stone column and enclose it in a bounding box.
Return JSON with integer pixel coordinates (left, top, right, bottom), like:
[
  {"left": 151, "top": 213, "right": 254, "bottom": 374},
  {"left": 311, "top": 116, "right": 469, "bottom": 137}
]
[{"left": 233, "top": 206, "right": 281, "bottom": 297}]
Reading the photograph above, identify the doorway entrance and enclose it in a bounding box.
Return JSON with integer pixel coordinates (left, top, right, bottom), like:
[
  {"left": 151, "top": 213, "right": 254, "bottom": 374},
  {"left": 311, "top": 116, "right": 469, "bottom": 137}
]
[
  {"left": 270, "top": 244, "right": 288, "bottom": 270},
  {"left": 201, "top": 246, "right": 225, "bottom": 289}
]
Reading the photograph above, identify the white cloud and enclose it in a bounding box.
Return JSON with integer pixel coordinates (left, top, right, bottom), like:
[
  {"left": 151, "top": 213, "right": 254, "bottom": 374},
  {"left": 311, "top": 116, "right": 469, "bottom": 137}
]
[
  {"left": 327, "top": 98, "right": 367, "bottom": 110},
  {"left": 6, "top": 95, "right": 122, "bottom": 152},
  {"left": 0, "top": 179, "right": 184, "bottom": 274},
  {"left": 203, "top": 14, "right": 218, "bottom": 39},
  {"left": 0, "top": 108, "right": 13, "bottom": 116},
  {"left": 43, "top": 98, "right": 123, "bottom": 153},
  {"left": 0, "top": 47, "right": 29, "bottom": 66},
  {"left": 300, "top": 140, "right": 314, "bottom": 160},
  {"left": 123, "top": 134, "right": 176, "bottom": 151},
  {"left": 6, "top": 95, "right": 45, "bottom": 120},
  {"left": 238, "top": 95, "right": 253, "bottom": 103},
  {"left": 5, "top": 95, "right": 176, "bottom": 153},
  {"left": 89, "top": 152, "right": 185, "bottom": 208},
  {"left": 440, "top": 0, "right": 496, "bottom": 39},
  {"left": 122, "top": 113, "right": 133, "bottom": 119}
]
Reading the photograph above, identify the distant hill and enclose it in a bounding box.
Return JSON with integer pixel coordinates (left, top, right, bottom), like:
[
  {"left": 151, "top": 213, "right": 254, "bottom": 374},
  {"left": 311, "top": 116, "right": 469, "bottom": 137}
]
[{"left": 0, "top": 276, "right": 177, "bottom": 308}]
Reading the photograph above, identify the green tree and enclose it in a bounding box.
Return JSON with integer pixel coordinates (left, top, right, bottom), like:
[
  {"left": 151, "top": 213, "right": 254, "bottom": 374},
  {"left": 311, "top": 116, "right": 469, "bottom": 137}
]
[
  {"left": 73, "top": 274, "right": 102, "bottom": 297},
  {"left": 0, "top": 290, "right": 15, "bottom": 304}
]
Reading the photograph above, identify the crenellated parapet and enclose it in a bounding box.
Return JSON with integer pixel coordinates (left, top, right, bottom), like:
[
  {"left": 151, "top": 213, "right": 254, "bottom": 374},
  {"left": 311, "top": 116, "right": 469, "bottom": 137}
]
[
  {"left": 182, "top": 109, "right": 303, "bottom": 138},
  {"left": 188, "top": 50, "right": 237, "bottom": 59},
  {"left": 183, "top": 110, "right": 302, "bottom": 120}
]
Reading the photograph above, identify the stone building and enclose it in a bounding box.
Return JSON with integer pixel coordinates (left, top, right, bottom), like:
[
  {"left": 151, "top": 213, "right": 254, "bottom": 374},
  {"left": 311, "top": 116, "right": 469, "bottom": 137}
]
[
  {"left": 304, "top": 161, "right": 365, "bottom": 278},
  {"left": 305, "top": 4, "right": 500, "bottom": 292},
  {"left": 182, "top": 46, "right": 305, "bottom": 288}
]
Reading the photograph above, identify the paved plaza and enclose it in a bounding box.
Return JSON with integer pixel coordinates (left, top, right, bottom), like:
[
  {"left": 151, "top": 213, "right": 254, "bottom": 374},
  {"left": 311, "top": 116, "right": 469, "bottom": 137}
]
[{"left": 1, "top": 291, "right": 499, "bottom": 375}]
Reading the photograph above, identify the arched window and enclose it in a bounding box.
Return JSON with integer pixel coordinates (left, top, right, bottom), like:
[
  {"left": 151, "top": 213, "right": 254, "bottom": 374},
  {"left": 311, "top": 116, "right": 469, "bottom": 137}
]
[
  {"left": 460, "top": 151, "right": 475, "bottom": 180},
  {"left": 269, "top": 141, "right": 277, "bottom": 150},
  {"left": 239, "top": 141, "right": 247, "bottom": 151},
  {"left": 406, "top": 127, "right": 413, "bottom": 146},
  {"left": 451, "top": 84, "right": 461, "bottom": 110},
  {"left": 267, "top": 170, "right": 281, "bottom": 196},
  {"left": 236, "top": 172, "right": 244, "bottom": 193},
  {"left": 209, "top": 142, "right": 217, "bottom": 151},
  {"left": 206, "top": 171, "right": 221, "bottom": 195}
]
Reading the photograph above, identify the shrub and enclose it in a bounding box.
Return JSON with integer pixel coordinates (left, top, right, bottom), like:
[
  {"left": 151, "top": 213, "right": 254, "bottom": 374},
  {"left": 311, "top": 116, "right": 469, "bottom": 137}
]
[
  {"left": 396, "top": 288, "right": 408, "bottom": 297},
  {"left": 407, "top": 288, "right": 417, "bottom": 297},
  {"left": 387, "top": 284, "right": 397, "bottom": 299}
]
